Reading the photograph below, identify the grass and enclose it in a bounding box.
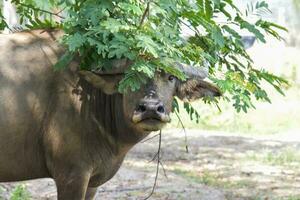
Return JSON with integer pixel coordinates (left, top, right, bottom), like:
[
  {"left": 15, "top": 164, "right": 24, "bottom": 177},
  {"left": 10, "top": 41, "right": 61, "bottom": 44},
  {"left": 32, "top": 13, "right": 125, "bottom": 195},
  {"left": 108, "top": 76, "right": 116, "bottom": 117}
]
[
  {"left": 285, "top": 197, "right": 300, "bottom": 200},
  {"left": 246, "top": 147, "right": 300, "bottom": 166},
  {"left": 172, "top": 168, "right": 253, "bottom": 189},
  {"left": 10, "top": 185, "right": 31, "bottom": 200},
  {"left": 250, "top": 192, "right": 300, "bottom": 200},
  {"left": 0, "top": 186, "right": 3, "bottom": 200},
  {"left": 172, "top": 169, "right": 219, "bottom": 186},
  {"left": 275, "top": 196, "right": 300, "bottom": 200},
  {"left": 173, "top": 167, "right": 300, "bottom": 199}
]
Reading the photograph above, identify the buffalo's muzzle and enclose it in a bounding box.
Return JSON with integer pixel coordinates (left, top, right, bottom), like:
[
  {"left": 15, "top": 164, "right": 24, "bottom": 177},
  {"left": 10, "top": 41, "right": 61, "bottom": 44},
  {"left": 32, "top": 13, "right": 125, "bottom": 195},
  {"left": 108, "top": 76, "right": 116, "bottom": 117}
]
[{"left": 132, "top": 99, "right": 170, "bottom": 124}]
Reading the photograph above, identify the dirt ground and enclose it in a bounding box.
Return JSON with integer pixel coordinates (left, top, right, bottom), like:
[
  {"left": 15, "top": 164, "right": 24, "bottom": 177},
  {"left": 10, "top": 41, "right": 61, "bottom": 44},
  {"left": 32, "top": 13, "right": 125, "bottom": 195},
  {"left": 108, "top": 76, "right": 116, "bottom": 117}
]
[{"left": 1, "top": 129, "right": 300, "bottom": 200}]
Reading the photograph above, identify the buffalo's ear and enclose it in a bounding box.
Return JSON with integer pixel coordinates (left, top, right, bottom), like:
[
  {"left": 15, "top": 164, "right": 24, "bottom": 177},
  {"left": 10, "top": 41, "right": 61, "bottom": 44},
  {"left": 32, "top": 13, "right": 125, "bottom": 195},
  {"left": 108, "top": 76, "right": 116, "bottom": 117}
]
[
  {"left": 78, "top": 71, "right": 122, "bottom": 95},
  {"left": 176, "top": 79, "right": 221, "bottom": 102}
]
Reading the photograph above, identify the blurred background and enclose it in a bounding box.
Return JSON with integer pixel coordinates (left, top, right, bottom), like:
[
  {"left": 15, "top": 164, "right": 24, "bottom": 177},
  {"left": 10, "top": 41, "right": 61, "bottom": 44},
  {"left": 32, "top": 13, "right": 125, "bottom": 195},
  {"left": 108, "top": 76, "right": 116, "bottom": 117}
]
[
  {"left": 170, "top": 0, "right": 300, "bottom": 136},
  {"left": 1, "top": 0, "right": 300, "bottom": 199}
]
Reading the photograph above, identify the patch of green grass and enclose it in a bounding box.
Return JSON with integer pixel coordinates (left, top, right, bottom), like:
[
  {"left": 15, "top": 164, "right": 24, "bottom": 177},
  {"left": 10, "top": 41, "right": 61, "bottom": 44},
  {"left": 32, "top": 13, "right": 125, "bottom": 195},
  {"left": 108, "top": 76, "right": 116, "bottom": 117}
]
[
  {"left": 172, "top": 168, "right": 253, "bottom": 189},
  {"left": 173, "top": 168, "right": 218, "bottom": 186},
  {"left": 0, "top": 186, "right": 4, "bottom": 200},
  {"left": 247, "top": 148, "right": 300, "bottom": 166},
  {"left": 249, "top": 193, "right": 300, "bottom": 200},
  {"left": 276, "top": 196, "right": 300, "bottom": 200},
  {"left": 173, "top": 168, "right": 219, "bottom": 188},
  {"left": 10, "top": 185, "right": 31, "bottom": 200}
]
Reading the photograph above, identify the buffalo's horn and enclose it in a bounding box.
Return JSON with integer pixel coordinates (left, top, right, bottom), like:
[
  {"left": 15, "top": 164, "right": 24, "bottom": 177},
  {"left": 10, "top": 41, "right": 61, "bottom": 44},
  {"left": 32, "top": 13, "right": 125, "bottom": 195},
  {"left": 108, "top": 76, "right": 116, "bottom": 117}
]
[
  {"left": 91, "top": 59, "right": 209, "bottom": 79},
  {"left": 92, "top": 59, "right": 133, "bottom": 75},
  {"left": 175, "top": 62, "right": 209, "bottom": 79}
]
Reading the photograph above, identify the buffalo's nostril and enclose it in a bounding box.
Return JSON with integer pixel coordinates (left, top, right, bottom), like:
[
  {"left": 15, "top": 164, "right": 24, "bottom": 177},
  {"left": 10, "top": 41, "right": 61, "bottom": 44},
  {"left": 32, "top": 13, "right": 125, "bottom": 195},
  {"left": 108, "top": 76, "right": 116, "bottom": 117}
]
[
  {"left": 157, "top": 105, "right": 165, "bottom": 113},
  {"left": 137, "top": 104, "right": 147, "bottom": 112}
]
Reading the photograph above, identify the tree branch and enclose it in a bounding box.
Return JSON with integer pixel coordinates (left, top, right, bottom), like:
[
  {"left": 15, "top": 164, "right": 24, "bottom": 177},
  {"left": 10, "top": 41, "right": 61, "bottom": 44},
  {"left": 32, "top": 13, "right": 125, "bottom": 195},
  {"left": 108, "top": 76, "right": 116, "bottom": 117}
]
[
  {"left": 139, "top": 2, "right": 150, "bottom": 27},
  {"left": 15, "top": 2, "right": 65, "bottom": 19}
]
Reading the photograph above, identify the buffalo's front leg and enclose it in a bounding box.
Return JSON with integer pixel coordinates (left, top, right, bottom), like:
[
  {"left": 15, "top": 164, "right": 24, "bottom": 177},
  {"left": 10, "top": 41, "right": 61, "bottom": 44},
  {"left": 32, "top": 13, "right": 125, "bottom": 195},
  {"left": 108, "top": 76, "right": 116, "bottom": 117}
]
[
  {"left": 55, "top": 173, "right": 91, "bottom": 200},
  {"left": 85, "top": 187, "right": 98, "bottom": 200}
]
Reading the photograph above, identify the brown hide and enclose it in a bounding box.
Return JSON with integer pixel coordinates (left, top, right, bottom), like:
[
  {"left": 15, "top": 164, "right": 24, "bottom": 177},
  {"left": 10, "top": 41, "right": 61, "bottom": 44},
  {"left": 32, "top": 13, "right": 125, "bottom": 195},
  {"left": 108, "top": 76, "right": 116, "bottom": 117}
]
[{"left": 0, "top": 30, "right": 147, "bottom": 200}]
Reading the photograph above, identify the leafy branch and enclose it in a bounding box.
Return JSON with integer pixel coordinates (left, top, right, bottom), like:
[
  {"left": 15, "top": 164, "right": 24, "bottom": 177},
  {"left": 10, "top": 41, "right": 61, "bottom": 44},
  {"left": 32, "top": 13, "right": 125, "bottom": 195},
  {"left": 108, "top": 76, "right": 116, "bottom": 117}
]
[
  {"left": 11, "top": 0, "right": 65, "bottom": 19},
  {"left": 2, "top": 0, "right": 289, "bottom": 114},
  {"left": 13, "top": 2, "right": 65, "bottom": 19}
]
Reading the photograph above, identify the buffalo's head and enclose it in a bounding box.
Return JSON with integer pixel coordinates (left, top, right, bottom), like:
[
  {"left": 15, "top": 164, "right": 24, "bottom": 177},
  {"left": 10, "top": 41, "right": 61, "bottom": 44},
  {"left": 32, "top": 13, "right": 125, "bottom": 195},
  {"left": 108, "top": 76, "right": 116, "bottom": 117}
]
[{"left": 79, "top": 59, "right": 221, "bottom": 133}]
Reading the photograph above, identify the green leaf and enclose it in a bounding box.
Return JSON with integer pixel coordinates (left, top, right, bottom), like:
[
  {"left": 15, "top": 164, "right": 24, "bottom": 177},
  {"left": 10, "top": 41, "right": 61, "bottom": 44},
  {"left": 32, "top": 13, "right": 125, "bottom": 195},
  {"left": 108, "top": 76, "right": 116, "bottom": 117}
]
[
  {"left": 118, "top": 3, "right": 143, "bottom": 15},
  {"left": 236, "top": 16, "right": 266, "bottom": 43},
  {"left": 54, "top": 51, "right": 74, "bottom": 70},
  {"left": 222, "top": 25, "right": 242, "bottom": 39},
  {"left": 211, "top": 26, "right": 226, "bottom": 47},
  {"left": 65, "top": 33, "right": 86, "bottom": 52},
  {"left": 136, "top": 35, "right": 160, "bottom": 58}
]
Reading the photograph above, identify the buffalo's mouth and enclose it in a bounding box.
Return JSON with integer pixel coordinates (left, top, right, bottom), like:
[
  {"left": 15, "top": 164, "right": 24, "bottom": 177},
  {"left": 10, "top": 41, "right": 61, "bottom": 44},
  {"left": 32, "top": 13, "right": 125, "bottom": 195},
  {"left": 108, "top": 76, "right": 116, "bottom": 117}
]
[
  {"left": 132, "top": 112, "right": 171, "bottom": 123},
  {"left": 132, "top": 111, "right": 171, "bottom": 131}
]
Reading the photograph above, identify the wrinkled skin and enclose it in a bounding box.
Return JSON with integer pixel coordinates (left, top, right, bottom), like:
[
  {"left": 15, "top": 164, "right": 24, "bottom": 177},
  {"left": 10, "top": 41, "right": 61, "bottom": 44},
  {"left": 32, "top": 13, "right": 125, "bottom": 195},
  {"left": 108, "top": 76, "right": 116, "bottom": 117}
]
[{"left": 0, "top": 30, "right": 221, "bottom": 200}]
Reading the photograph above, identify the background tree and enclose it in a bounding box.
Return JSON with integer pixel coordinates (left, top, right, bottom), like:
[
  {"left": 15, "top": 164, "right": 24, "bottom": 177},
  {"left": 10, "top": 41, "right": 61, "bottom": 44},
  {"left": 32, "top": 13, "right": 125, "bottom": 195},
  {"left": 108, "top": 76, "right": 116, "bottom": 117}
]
[{"left": 0, "top": 0, "right": 288, "bottom": 121}]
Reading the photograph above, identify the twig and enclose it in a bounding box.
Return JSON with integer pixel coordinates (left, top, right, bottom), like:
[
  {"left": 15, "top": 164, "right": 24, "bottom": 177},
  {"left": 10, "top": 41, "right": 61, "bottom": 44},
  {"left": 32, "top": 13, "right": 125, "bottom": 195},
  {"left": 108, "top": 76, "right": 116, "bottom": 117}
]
[
  {"left": 179, "top": 19, "right": 201, "bottom": 38},
  {"left": 175, "top": 111, "right": 189, "bottom": 153},
  {"left": 55, "top": 7, "right": 67, "bottom": 15},
  {"left": 159, "top": 160, "right": 168, "bottom": 179},
  {"left": 141, "top": 133, "right": 160, "bottom": 143},
  {"left": 16, "top": 2, "right": 65, "bottom": 19},
  {"left": 148, "top": 151, "right": 168, "bottom": 179},
  {"left": 148, "top": 152, "right": 158, "bottom": 163},
  {"left": 144, "top": 130, "right": 162, "bottom": 200},
  {"left": 139, "top": 2, "right": 150, "bottom": 27}
]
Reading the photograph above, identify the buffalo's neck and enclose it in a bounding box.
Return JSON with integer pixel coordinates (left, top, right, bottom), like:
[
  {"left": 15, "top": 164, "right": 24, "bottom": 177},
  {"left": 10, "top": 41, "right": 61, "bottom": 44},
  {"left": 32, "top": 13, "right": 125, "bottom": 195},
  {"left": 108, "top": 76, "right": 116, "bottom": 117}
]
[{"left": 79, "top": 80, "right": 149, "bottom": 155}]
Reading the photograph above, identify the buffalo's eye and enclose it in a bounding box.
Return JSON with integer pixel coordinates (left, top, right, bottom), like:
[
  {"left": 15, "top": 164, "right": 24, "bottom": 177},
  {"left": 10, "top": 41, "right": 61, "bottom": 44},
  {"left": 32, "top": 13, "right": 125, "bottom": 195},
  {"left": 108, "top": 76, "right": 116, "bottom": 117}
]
[{"left": 168, "top": 75, "right": 175, "bottom": 82}]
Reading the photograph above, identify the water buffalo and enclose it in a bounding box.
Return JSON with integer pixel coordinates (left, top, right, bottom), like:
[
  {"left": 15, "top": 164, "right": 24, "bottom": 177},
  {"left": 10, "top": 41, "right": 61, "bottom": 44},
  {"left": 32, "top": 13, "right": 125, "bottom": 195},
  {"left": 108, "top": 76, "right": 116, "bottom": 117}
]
[{"left": 0, "top": 30, "right": 221, "bottom": 200}]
